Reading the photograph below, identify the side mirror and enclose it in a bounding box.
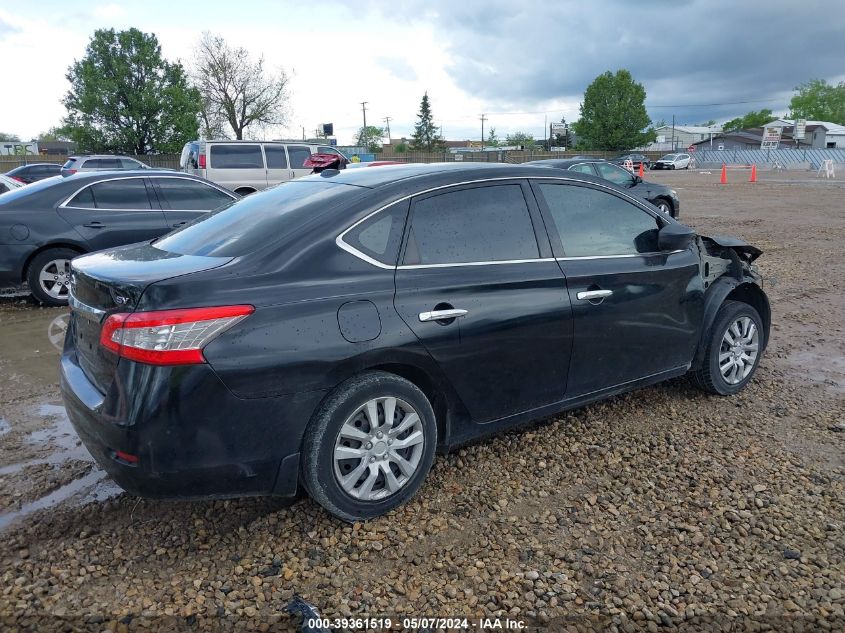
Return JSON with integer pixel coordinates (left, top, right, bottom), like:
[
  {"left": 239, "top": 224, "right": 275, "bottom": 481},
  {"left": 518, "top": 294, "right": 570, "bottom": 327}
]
[
  {"left": 632, "top": 175, "right": 642, "bottom": 185},
  {"left": 658, "top": 222, "right": 695, "bottom": 251}
]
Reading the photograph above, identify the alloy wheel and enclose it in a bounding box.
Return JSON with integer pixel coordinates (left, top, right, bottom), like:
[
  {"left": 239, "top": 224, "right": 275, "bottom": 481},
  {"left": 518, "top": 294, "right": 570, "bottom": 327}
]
[
  {"left": 719, "top": 316, "right": 759, "bottom": 384},
  {"left": 38, "top": 259, "right": 72, "bottom": 299},
  {"left": 333, "top": 396, "right": 425, "bottom": 501}
]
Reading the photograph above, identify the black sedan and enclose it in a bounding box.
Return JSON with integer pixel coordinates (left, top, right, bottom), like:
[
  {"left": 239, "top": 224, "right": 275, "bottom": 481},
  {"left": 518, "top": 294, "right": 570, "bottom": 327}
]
[
  {"left": 525, "top": 158, "right": 680, "bottom": 217},
  {"left": 0, "top": 171, "right": 238, "bottom": 305},
  {"left": 611, "top": 153, "right": 651, "bottom": 170},
  {"left": 61, "top": 163, "right": 769, "bottom": 521},
  {"left": 5, "top": 163, "right": 62, "bottom": 184}
]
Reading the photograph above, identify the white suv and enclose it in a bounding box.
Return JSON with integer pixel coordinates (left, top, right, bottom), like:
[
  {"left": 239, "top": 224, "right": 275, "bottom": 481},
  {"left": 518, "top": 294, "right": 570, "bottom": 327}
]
[
  {"left": 180, "top": 140, "right": 348, "bottom": 195},
  {"left": 60, "top": 155, "right": 151, "bottom": 175}
]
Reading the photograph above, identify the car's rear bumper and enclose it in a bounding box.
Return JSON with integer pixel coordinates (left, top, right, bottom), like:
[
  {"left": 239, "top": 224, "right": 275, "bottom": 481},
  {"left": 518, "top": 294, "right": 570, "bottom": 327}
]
[{"left": 60, "top": 347, "right": 326, "bottom": 499}]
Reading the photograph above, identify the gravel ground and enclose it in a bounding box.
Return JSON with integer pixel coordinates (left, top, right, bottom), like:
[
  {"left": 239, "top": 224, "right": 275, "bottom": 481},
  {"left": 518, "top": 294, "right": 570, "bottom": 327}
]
[{"left": 0, "top": 169, "right": 843, "bottom": 632}]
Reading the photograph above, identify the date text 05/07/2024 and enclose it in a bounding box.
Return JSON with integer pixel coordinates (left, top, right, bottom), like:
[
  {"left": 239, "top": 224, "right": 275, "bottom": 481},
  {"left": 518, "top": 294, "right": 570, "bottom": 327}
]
[{"left": 305, "top": 616, "right": 528, "bottom": 630}]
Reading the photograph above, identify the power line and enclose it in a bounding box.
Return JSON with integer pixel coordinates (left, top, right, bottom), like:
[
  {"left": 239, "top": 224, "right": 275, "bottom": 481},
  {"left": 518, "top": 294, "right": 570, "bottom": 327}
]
[
  {"left": 480, "top": 113, "right": 487, "bottom": 147},
  {"left": 383, "top": 116, "right": 392, "bottom": 140}
]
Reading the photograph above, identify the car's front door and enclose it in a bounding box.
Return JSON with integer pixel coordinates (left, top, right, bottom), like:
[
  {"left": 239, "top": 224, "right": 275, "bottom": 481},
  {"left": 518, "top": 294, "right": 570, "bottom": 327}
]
[
  {"left": 532, "top": 180, "right": 704, "bottom": 397},
  {"left": 393, "top": 181, "right": 573, "bottom": 425},
  {"left": 148, "top": 177, "right": 236, "bottom": 229},
  {"left": 57, "top": 177, "right": 169, "bottom": 250},
  {"left": 286, "top": 145, "right": 314, "bottom": 179}
]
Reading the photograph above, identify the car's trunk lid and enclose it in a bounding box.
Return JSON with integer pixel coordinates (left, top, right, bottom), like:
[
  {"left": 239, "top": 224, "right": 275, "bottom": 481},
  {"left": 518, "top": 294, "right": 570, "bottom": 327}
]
[{"left": 68, "top": 242, "right": 234, "bottom": 393}]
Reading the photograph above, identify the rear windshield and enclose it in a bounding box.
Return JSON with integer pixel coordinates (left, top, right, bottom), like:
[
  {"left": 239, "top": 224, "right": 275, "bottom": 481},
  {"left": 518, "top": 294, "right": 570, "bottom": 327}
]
[
  {"left": 153, "top": 180, "right": 360, "bottom": 257},
  {"left": 0, "top": 175, "right": 63, "bottom": 205},
  {"left": 62, "top": 159, "right": 76, "bottom": 169}
]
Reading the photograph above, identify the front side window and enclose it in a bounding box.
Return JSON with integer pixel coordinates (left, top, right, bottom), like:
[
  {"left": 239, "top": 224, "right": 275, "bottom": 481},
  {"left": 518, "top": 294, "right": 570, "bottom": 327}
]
[
  {"left": 68, "top": 178, "right": 151, "bottom": 210},
  {"left": 209, "top": 145, "right": 264, "bottom": 169},
  {"left": 404, "top": 184, "right": 539, "bottom": 265},
  {"left": 537, "top": 183, "right": 661, "bottom": 257},
  {"left": 152, "top": 178, "right": 233, "bottom": 210},
  {"left": 287, "top": 146, "right": 312, "bottom": 168}
]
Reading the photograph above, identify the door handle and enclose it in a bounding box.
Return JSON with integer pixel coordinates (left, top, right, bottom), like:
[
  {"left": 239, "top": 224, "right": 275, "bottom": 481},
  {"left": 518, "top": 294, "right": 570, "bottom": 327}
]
[
  {"left": 172, "top": 221, "right": 187, "bottom": 228},
  {"left": 419, "top": 308, "right": 468, "bottom": 322},
  {"left": 577, "top": 289, "right": 613, "bottom": 301},
  {"left": 82, "top": 221, "right": 104, "bottom": 228}
]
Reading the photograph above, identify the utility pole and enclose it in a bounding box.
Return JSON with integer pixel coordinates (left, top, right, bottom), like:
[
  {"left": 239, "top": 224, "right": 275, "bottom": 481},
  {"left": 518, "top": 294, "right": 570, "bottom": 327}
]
[
  {"left": 480, "top": 113, "right": 487, "bottom": 150},
  {"left": 671, "top": 114, "right": 675, "bottom": 151},
  {"left": 383, "top": 116, "right": 392, "bottom": 142},
  {"left": 360, "top": 101, "right": 368, "bottom": 150}
]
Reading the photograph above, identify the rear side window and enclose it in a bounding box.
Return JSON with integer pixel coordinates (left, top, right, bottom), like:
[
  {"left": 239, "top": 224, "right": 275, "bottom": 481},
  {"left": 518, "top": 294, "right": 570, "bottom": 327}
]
[
  {"left": 287, "top": 146, "right": 311, "bottom": 168},
  {"left": 86, "top": 158, "right": 122, "bottom": 169},
  {"left": 569, "top": 163, "right": 595, "bottom": 175},
  {"left": 342, "top": 202, "right": 408, "bottom": 265},
  {"left": 154, "top": 181, "right": 359, "bottom": 257},
  {"left": 152, "top": 177, "right": 233, "bottom": 210},
  {"left": 404, "top": 184, "right": 539, "bottom": 265},
  {"left": 537, "top": 183, "right": 660, "bottom": 256},
  {"left": 209, "top": 145, "right": 264, "bottom": 169},
  {"left": 120, "top": 158, "right": 142, "bottom": 169},
  {"left": 595, "top": 162, "right": 635, "bottom": 186},
  {"left": 264, "top": 145, "right": 288, "bottom": 169},
  {"left": 68, "top": 178, "right": 151, "bottom": 210}
]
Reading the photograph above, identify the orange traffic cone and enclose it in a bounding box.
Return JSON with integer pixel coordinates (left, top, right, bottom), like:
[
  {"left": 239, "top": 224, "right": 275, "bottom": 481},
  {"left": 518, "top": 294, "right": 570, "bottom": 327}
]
[
  {"left": 720, "top": 164, "right": 727, "bottom": 184},
  {"left": 638, "top": 162, "right": 644, "bottom": 178},
  {"left": 750, "top": 164, "right": 757, "bottom": 183}
]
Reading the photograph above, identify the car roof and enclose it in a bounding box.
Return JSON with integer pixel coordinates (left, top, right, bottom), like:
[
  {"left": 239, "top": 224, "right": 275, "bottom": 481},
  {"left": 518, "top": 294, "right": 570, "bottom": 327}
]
[
  {"left": 69, "top": 154, "right": 143, "bottom": 159},
  {"left": 304, "top": 161, "right": 618, "bottom": 189},
  {"left": 59, "top": 169, "right": 191, "bottom": 180},
  {"left": 523, "top": 158, "right": 608, "bottom": 169}
]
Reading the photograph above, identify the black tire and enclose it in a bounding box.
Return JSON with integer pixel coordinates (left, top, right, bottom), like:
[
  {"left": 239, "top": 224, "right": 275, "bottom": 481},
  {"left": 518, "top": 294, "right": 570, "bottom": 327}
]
[
  {"left": 26, "top": 247, "right": 79, "bottom": 306},
  {"left": 301, "top": 371, "right": 437, "bottom": 522},
  {"left": 654, "top": 198, "right": 673, "bottom": 215},
  {"left": 693, "top": 301, "right": 764, "bottom": 395}
]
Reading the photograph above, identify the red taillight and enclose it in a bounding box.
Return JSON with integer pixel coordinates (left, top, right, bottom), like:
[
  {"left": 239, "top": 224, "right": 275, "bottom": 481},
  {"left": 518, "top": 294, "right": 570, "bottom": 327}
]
[
  {"left": 198, "top": 153, "right": 206, "bottom": 168},
  {"left": 11, "top": 176, "right": 25, "bottom": 183},
  {"left": 64, "top": 169, "right": 77, "bottom": 175},
  {"left": 100, "top": 305, "right": 254, "bottom": 366},
  {"left": 114, "top": 450, "right": 139, "bottom": 464}
]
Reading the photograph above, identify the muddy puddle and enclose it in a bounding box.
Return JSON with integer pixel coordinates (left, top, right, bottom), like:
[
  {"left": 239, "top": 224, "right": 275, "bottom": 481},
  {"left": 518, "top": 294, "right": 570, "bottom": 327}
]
[{"left": 0, "top": 302, "right": 122, "bottom": 530}]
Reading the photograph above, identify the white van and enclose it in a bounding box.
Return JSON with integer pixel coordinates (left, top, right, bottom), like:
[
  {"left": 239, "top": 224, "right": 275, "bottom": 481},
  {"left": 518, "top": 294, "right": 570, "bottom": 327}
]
[{"left": 180, "top": 140, "right": 347, "bottom": 195}]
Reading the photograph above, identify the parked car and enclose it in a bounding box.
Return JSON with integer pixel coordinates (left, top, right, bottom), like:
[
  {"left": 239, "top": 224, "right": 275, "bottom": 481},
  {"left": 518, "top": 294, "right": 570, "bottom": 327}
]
[
  {"left": 180, "top": 140, "right": 349, "bottom": 195},
  {"left": 61, "top": 163, "right": 769, "bottom": 521},
  {"left": 525, "top": 158, "right": 680, "bottom": 216},
  {"left": 653, "top": 153, "right": 692, "bottom": 170},
  {"left": 0, "top": 171, "right": 238, "bottom": 305},
  {"left": 61, "top": 155, "right": 151, "bottom": 176},
  {"left": 611, "top": 153, "right": 651, "bottom": 170},
  {"left": 5, "top": 163, "right": 62, "bottom": 184},
  {"left": 0, "top": 174, "right": 26, "bottom": 194}
]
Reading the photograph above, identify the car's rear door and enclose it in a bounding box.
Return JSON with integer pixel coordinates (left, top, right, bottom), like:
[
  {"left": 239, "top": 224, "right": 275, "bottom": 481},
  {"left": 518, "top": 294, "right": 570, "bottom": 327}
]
[
  {"left": 207, "top": 144, "right": 268, "bottom": 191},
  {"left": 393, "top": 180, "right": 573, "bottom": 425},
  {"left": 264, "top": 145, "right": 291, "bottom": 185},
  {"left": 149, "top": 176, "right": 237, "bottom": 229},
  {"left": 531, "top": 179, "right": 703, "bottom": 397},
  {"left": 57, "top": 177, "right": 169, "bottom": 250}
]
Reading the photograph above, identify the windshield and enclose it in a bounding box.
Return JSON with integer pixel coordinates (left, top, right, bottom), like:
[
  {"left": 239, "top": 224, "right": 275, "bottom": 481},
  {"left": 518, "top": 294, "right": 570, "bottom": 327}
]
[
  {"left": 153, "top": 180, "right": 360, "bottom": 257},
  {"left": 660, "top": 154, "right": 678, "bottom": 161}
]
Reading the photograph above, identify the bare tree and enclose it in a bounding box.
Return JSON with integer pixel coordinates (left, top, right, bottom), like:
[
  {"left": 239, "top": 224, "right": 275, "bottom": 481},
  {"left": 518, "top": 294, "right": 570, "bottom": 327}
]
[{"left": 192, "top": 33, "right": 290, "bottom": 140}]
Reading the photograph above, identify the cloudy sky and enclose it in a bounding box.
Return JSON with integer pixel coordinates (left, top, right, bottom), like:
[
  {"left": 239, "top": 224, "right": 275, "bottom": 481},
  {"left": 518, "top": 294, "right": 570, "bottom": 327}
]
[{"left": 1, "top": 0, "right": 844, "bottom": 145}]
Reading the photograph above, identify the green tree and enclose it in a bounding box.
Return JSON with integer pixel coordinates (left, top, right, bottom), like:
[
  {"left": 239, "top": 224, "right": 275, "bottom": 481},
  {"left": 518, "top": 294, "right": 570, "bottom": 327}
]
[
  {"left": 62, "top": 28, "right": 200, "bottom": 154},
  {"left": 572, "top": 69, "right": 655, "bottom": 150},
  {"left": 410, "top": 92, "right": 445, "bottom": 151},
  {"left": 394, "top": 142, "right": 408, "bottom": 153},
  {"left": 354, "top": 125, "right": 385, "bottom": 152},
  {"left": 485, "top": 127, "right": 499, "bottom": 148},
  {"left": 37, "top": 126, "right": 71, "bottom": 142},
  {"left": 505, "top": 131, "right": 536, "bottom": 149},
  {"left": 0, "top": 133, "right": 20, "bottom": 142},
  {"left": 722, "top": 109, "right": 775, "bottom": 131},
  {"left": 788, "top": 79, "right": 845, "bottom": 125}
]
